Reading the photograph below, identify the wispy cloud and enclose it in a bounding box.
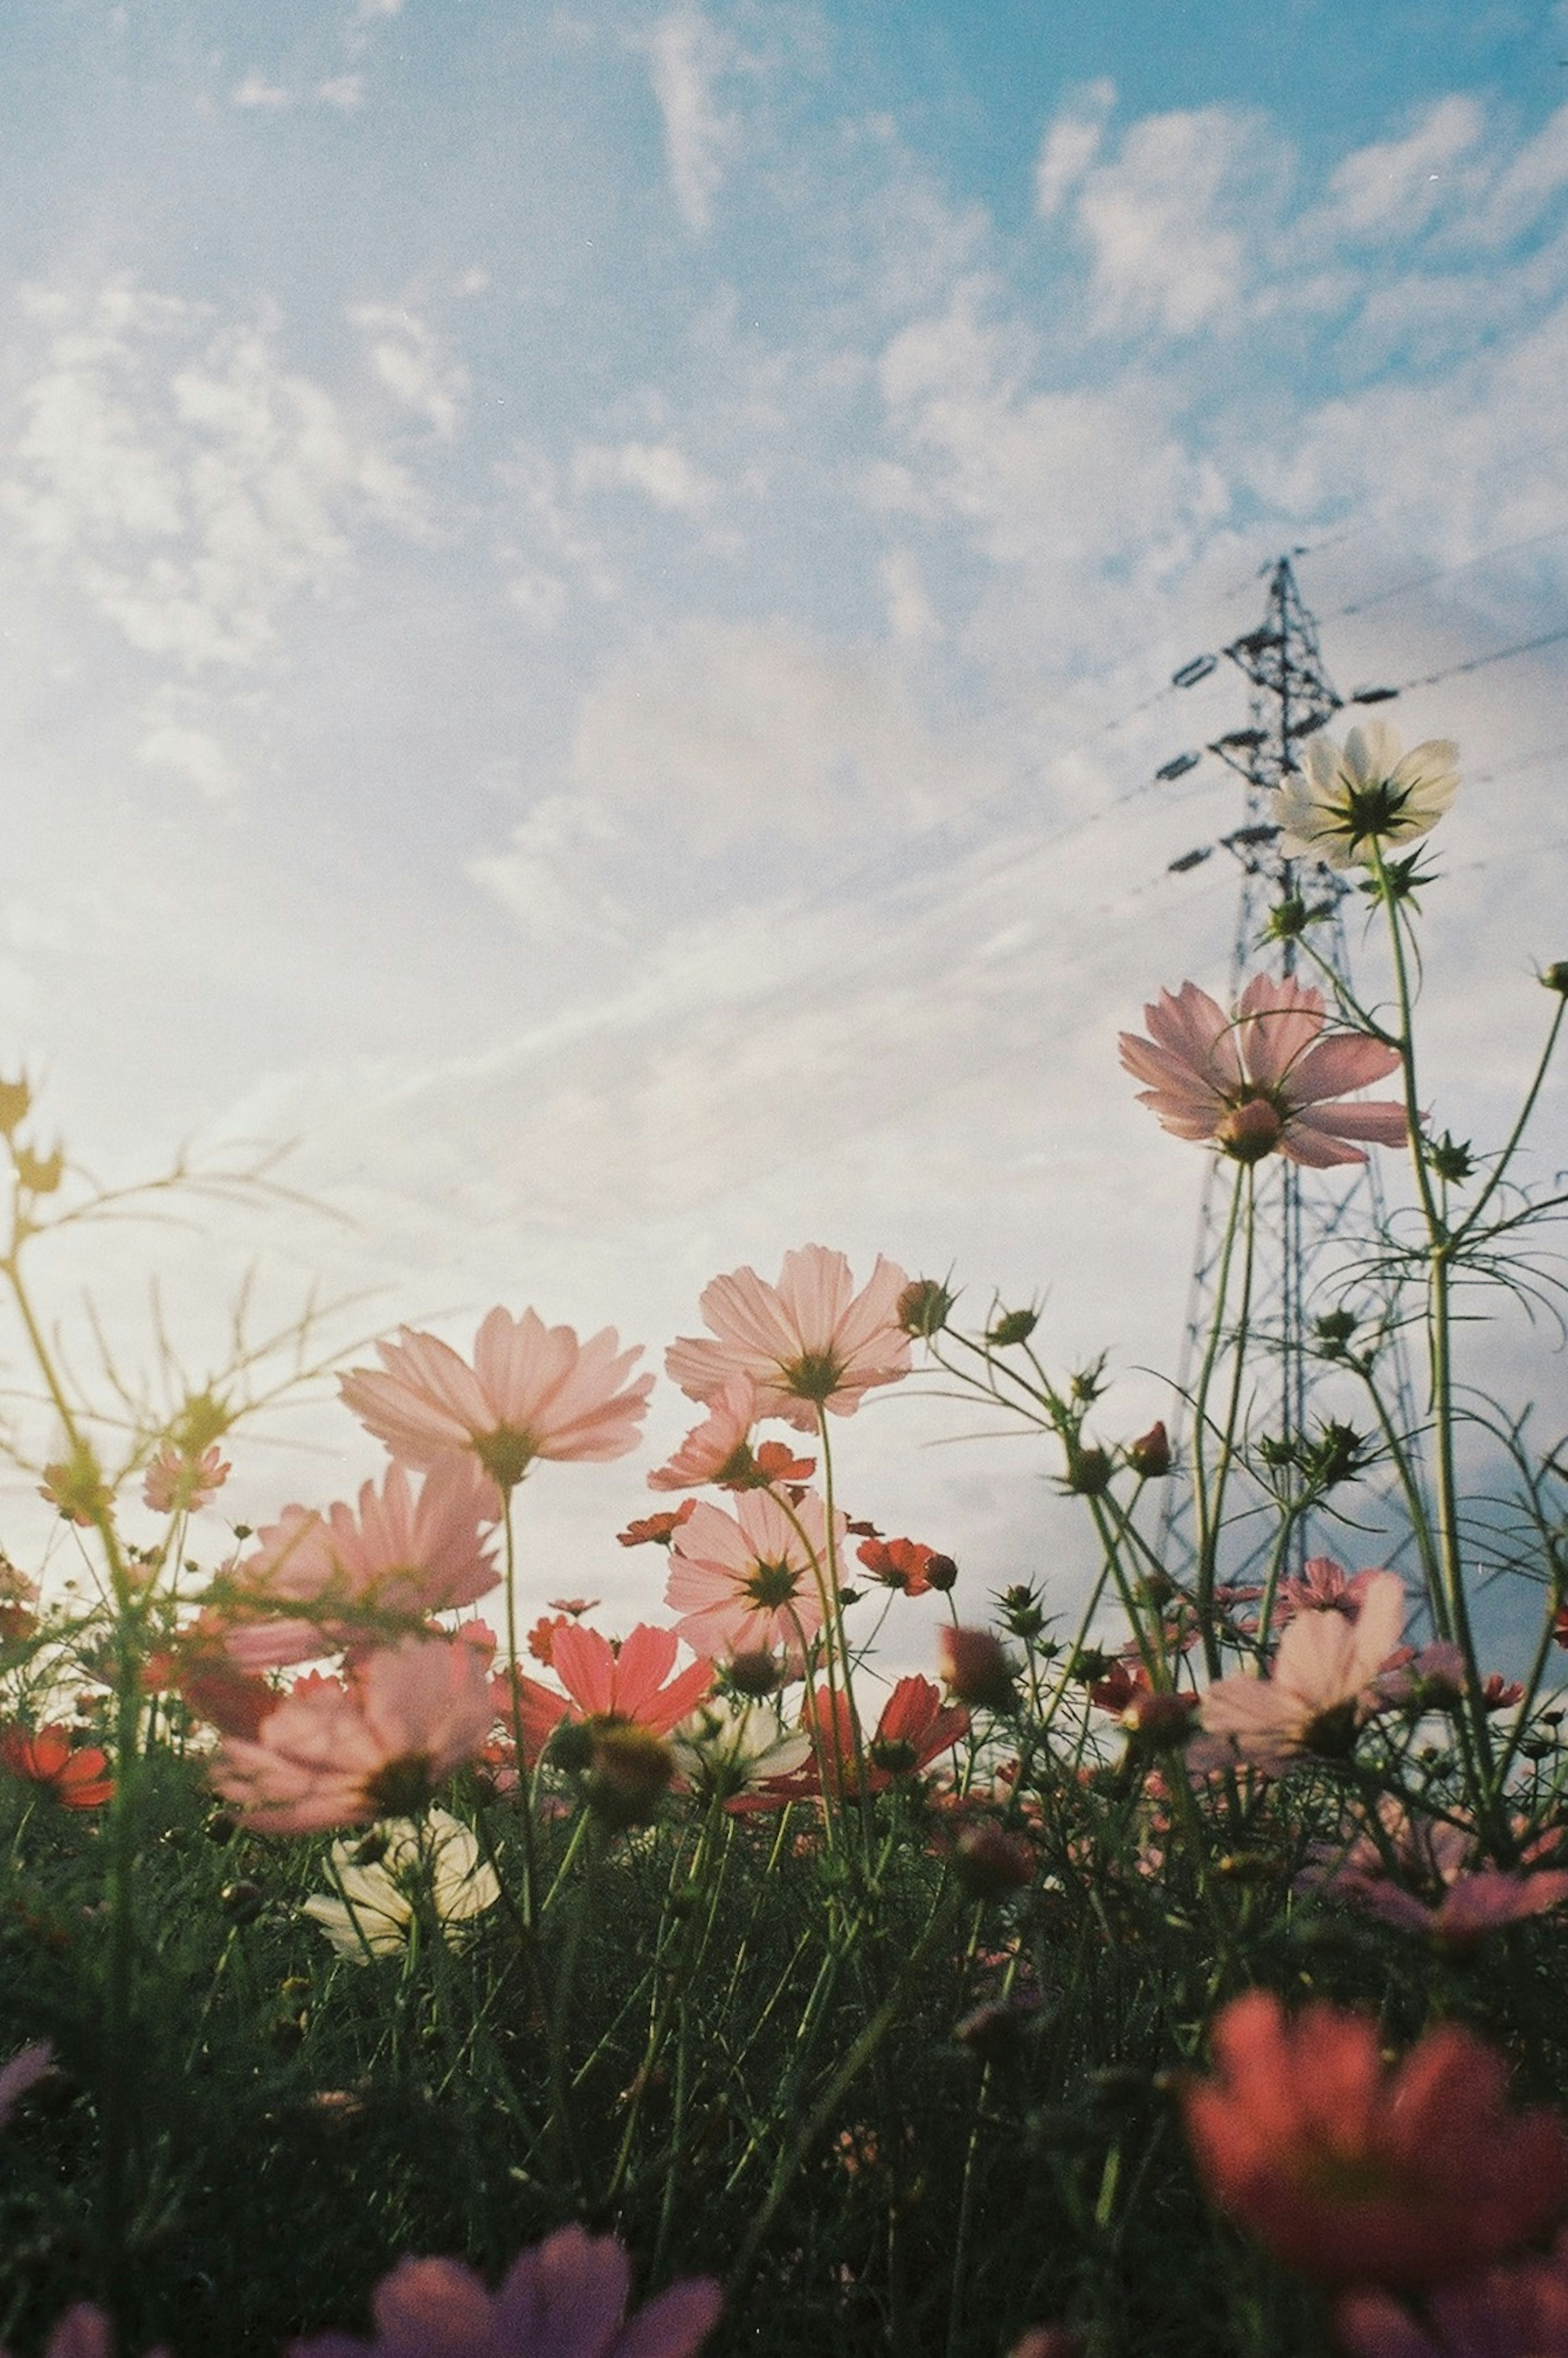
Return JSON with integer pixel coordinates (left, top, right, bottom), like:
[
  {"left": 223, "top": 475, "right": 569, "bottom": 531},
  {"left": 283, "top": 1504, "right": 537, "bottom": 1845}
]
[{"left": 643, "top": 2, "right": 737, "bottom": 233}]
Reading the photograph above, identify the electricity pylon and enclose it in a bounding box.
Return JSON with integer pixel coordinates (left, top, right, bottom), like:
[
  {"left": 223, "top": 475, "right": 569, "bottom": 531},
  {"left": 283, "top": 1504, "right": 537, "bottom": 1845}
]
[{"left": 1156, "top": 555, "right": 1421, "bottom": 1581}]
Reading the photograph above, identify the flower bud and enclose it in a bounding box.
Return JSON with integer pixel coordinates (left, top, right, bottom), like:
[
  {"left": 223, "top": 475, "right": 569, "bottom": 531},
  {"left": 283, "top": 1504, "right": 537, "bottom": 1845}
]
[
  {"left": 728, "top": 1648, "right": 784, "bottom": 1697},
  {"left": 1063, "top": 1446, "right": 1111, "bottom": 1496},
  {"left": 13, "top": 1144, "right": 64, "bottom": 1196},
  {"left": 986, "top": 1307, "right": 1038, "bottom": 1347},
  {"left": 953, "top": 1822, "right": 1035, "bottom": 1899},
  {"left": 1127, "top": 1421, "right": 1171, "bottom": 1478},
  {"left": 924, "top": 1552, "right": 958, "bottom": 1593},
  {"left": 1120, "top": 1690, "right": 1197, "bottom": 1749},
  {"left": 584, "top": 1725, "right": 674, "bottom": 1828},
  {"left": 898, "top": 1277, "right": 956, "bottom": 1337},
  {"left": 937, "top": 1626, "right": 1017, "bottom": 1713},
  {"left": 1541, "top": 961, "right": 1568, "bottom": 996},
  {"left": 0, "top": 1076, "right": 31, "bottom": 1136}
]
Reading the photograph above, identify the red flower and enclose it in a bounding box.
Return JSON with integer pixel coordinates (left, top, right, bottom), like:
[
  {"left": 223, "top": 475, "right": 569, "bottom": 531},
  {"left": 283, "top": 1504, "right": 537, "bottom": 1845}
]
[
  {"left": 0, "top": 1724, "right": 113, "bottom": 1809},
  {"left": 1180, "top": 1990, "right": 1568, "bottom": 2290},
  {"left": 617, "top": 1501, "right": 697, "bottom": 1548},
  {"left": 857, "top": 1536, "right": 937, "bottom": 1596}
]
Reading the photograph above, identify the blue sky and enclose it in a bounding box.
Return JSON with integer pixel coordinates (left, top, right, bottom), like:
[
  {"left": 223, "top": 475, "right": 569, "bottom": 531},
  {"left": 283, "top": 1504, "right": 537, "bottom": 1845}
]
[{"left": 3, "top": 0, "right": 1566, "bottom": 1640}]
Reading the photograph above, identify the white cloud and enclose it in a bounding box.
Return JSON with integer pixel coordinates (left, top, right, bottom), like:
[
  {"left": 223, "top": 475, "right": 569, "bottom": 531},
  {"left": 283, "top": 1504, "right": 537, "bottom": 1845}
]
[
  {"left": 1034, "top": 80, "right": 1115, "bottom": 220},
  {"left": 572, "top": 438, "right": 717, "bottom": 514},
  {"left": 466, "top": 793, "right": 626, "bottom": 941},
  {"left": 1073, "top": 106, "right": 1269, "bottom": 336},
  {"left": 316, "top": 75, "right": 367, "bottom": 111},
  {"left": 880, "top": 548, "right": 940, "bottom": 644},
  {"left": 2, "top": 284, "right": 425, "bottom": 670},
  {"left": 232, "top": 73, "right": 290, "bottom": 108},
  {"left": 348, "top": 304, "right": 469, "bottom": 438},
  {"left": 1319, "top": 94, "right": 1487, "bottom": 238},
  {"left": 566, "top": 618, "right": 1008, "bottom": 851},
  {"left": 644, "top": 2, "right": 737, "bottom": 233},
  {"left": 136, "top": 720, "right": 242, "bottom": 802}
]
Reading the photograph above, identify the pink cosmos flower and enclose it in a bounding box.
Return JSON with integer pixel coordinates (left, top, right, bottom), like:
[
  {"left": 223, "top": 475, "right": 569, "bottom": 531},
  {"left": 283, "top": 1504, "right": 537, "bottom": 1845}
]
[
  {"left": 288, "top": 2224, "right": 721, "bottom": 2358},
  {"left": 1337, "top": 2233, "right": 1568, "bottom": 2358},
  {"left": 143, "top": 1443, "right": 230, "bottom": 1515},
  {"left": 222, "top": 1462, "right": 500, "bottom": 1670},
  {"left": 2, "top": 2310, "right": 167, "bottom": 2358},
  {"left": 664, "top": 1490, "right": 845, "bottom": 1657},
  {"left": 1308, "top": 1802, "right": 1568, "bottom": 1952},
  {"left": 210, "top": 1636, "right": 494, "bottom": 1834},
  {"left": 666, "top": 1245, "right": 913, "bottom": 1432},
  {"left": 1198, "top": 1569, "right": 1407, "bottom": 1772},
  {"left": 340, "top": 1308, "right": 652, "bottom": 1499},
  {"left": 648, "top": 1374, "right": 760, "bottom": 1491},
  {"left": 1180, "top": 1988, "right": 1568, "bottom": 2290},
  {"left": 1277, "top": 1556, "right": 1384, "bottom": 1621},
  {"left": 1119, "top": 975, "right": 1405, "bottom": 1168}
]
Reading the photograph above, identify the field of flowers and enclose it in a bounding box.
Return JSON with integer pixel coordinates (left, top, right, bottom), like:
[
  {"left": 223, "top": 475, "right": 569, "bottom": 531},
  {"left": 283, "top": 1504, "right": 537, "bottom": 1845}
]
[{"left": 2, "top": 722, "right": 1567, "bottom": 2357}]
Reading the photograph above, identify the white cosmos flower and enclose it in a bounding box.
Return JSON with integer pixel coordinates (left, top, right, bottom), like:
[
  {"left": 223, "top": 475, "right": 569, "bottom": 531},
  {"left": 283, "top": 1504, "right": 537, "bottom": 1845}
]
[
  {"left": 303, "top": 1807, "right": 500, "bottom": 1962},
  {"left": 1270, "top": 720, "right": 1459, "bottom": 870},
  {"left": 670, "top": 1697, "right": 812, "bottom": 1799}
]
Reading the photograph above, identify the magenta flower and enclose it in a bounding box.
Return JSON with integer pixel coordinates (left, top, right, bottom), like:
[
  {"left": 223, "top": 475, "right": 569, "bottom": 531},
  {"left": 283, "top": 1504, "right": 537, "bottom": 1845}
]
[
  {"left": 223, "top": 1462, "right": 500, "bottom": 1670},
  {"left": 1199, "top": 1569, "right": 1407, "bottom": 1772},
  {"left": 1310, "top": 1801, "right": 1568, "bottom": 1952},
  {"left": 1119, "top": 975, "right": 1405, "bottom": 1167},
  {"left": 665, "top": 1489, "right": 844, "bottom": 1657},
  {"left": 1337, "top": 2234, "right": 1568, "bottom": 2357},
  {"left": 210, "top": 1636, "right": 495, "bottom": 1833},
  {"left": 1277, "top": 1556, "right": 1385, "bottom": 1621},
  {"left": 340, "top": 1309, "right": 652, "bottom": 1499},
  {"left": 287, "top": 2224, "right": 721, "bottom": 2358},
  {"left": 666, "top": 1245, "right": 912, "bottom": 1432}
]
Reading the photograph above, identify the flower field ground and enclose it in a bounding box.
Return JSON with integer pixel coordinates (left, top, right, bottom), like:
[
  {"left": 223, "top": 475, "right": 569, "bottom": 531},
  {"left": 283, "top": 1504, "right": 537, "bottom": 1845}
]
[{"left": 3, "top": 726, "right": 1568, "bottom": 2357}]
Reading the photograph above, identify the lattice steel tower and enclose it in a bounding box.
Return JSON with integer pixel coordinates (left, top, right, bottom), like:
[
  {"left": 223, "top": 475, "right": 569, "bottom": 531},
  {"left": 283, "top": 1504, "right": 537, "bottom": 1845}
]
[{"left": 1159, "top": 554, "right": 1419, "bottom": 1578}]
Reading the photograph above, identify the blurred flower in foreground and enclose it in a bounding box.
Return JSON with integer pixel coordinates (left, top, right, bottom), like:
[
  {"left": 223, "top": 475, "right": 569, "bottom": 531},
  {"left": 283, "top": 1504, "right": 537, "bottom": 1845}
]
[
  {"left": 223, "top": 1462, "right": 500, "bottom": 1671},
  {"left": 0, "top": 2040, "right": 53, "bottom": 2128},
  {"left": 1119, "top": 976, "right": 1405, "bottom": 1168},
  {"left": 143, "top": 1443, "right": 230, "bottom": 1516},
  {"left": 666, "top": 1244, "right": 912, "bottom": 1432},
  {"left": 210, "top": 1637, "right": 494, "bottom": 1834},
  {"left": 1198, "top": 1570, "right": 1406, "bottom": 1772},
  {"left": 1271, "top": 721, "right": 1459, "bottom": 870},
  {"left": 1180, "top": 1988, "right": 1568, "bottom": 2289},
  {"left": 288, "top": 2223, "right": 721, "bottom": 2358},
  {"left": 1337, "top": 2231, "right": 1568, "bottom": 2357},
  {"left": 303, "top": 1808, "right": 500, "bottom": 1962},
  {"left": 1, "top": 1725, "right": 113, "bottom": 1809},
  {"left": 340, "top": 1307, "right": 652, "bottom": 1502}
]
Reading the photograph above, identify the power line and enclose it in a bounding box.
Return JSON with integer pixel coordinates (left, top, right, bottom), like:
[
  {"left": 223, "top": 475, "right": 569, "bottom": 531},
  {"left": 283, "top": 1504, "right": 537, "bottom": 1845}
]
[{"left": 1330, "top": 518, "right": 1568, "bottom": 619}]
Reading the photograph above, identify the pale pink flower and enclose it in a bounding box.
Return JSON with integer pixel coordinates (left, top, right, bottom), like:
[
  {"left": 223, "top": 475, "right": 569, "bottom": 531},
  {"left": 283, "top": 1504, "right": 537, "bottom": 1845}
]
[
  {"left": 666, "top": 1245, "right": 912, "bottom": 1432},
  {"left": 1119, "top": 975, "right": 1405, "bottom": 1168},
  {"left": 210, "top": 1636, "right": 494, "bottom": 1834},
  {"left": 665, "top": 1490, "right": 845, "bottom": 1657},
  {"left": 1199, "top": 1569, "right": 1407, "bottom": 1772},
  {"left": 340, "top": 1308, "right": 652, "bottom": 1499},
  {"left": 222, "top": 1462, "right": 499, "bottom": 1671},
  {"left": 1277, "top": 1556, "right": 1384, "bottom": 1621},
  {"left": 4, "top": 2310, "right": 167, "bottom": 2358},
  {"left": 648, "top": 1374, "right": 760, "bottom": 1490},
  {"left": 143, "top": 1443, "right": 230, "bottom": 1516},
  {"left": 287, "top": 2224, "right": 721, "bottom": 2358}
]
